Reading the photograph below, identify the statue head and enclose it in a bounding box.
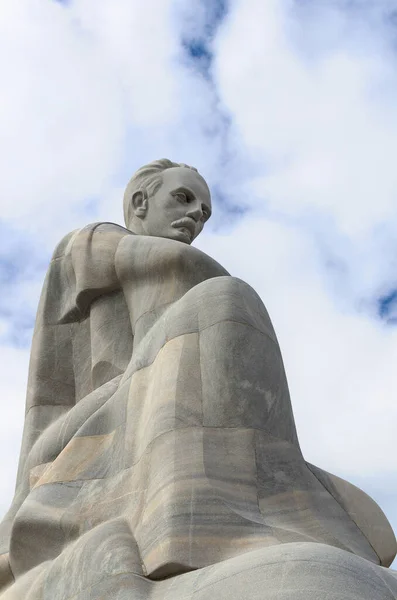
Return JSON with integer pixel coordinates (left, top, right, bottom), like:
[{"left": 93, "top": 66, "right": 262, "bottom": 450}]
[{"left": 123, "top": 159, "right": 212, "bottom": 244}]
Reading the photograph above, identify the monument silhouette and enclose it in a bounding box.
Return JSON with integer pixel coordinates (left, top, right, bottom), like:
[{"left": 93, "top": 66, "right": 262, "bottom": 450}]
[{"left": 1, "top": 159, "right": 396, "bottom": 599}]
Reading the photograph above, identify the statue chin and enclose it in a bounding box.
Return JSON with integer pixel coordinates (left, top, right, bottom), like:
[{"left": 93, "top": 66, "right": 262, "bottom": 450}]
[{"left": 0, "top": 213, "right": 395, "bottom": 599}]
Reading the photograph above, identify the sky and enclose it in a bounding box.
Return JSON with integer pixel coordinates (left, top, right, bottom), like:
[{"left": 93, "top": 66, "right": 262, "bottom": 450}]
[{"left": 0, "top": 0, "right": 396, "bottom": 568}]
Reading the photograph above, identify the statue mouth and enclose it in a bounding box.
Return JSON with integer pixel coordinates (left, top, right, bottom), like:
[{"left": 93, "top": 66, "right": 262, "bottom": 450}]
[{"left": 172, "top": 218, "right": 196, "bottom": 240}]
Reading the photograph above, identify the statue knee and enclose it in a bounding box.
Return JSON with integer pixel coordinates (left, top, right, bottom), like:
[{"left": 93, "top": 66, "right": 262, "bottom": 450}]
[{"left": 190, "top": 276, "right": 276, "bottom": 340}]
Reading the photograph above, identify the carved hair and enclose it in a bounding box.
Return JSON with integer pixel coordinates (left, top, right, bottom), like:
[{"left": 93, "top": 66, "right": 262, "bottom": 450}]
[{"left": 123, "top": 158, "right": 198, "bottom": 227}]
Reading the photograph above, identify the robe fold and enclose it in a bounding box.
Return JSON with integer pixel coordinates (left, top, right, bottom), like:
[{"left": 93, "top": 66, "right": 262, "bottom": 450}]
[{"left": 0, "top": 223, "right": 396, "bottom": 599}]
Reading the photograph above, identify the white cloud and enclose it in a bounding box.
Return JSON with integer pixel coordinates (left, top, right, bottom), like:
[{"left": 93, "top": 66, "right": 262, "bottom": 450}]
[
  {"left": 0, "top": 1, "right": 124, "bottom": 226},
  {"left": 214, "top": 0, "right": 397, "bottom": 233}
]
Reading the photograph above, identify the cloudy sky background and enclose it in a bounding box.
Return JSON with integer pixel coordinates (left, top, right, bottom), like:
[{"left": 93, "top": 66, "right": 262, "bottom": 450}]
[{"left": 0, "top": 0, "right": 396, "bottom": 565}]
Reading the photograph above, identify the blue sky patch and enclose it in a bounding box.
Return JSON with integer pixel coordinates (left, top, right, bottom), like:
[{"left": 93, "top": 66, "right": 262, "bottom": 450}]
[
  {"left": 0, "top": 258, "right": 20, "bottom": 286},
  {"left": 378, "top": 290, "right": 397, "bottom": 324},
  {"left": 183, "top": 39, "right": 212, "bottom": 63},
  {"left": 181, "top": 0, "right": 228, "bottom": 75}
]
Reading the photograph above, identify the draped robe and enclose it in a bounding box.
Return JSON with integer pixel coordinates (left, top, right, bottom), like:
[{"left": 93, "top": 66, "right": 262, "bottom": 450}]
[{"left": 0, "top": 223, "right": 396, "bottom": 599}]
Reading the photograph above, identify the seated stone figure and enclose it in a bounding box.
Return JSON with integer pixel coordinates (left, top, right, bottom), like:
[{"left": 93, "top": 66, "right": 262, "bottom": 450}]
[{"left": 0, "top": 159, "right": 396, "bottom": 599}]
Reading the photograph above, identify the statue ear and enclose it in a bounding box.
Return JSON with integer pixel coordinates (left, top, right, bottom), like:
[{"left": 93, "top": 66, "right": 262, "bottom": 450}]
[{"left": 131, "top": 190, "right": 148, "bottom": 218}]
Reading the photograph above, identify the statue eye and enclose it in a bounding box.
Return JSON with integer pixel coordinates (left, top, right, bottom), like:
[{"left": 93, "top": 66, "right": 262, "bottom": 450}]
[
  {"left": 175, "top": 192, "right": 191, "bottom": 203},
  {"left": 201, "top": 206, "right": 211, "bottom": 221}
]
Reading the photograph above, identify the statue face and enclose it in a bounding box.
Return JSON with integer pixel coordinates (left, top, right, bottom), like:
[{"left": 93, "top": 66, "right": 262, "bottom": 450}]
[{"left": 138, "top": 167, "right": 212, "bottom": 243}]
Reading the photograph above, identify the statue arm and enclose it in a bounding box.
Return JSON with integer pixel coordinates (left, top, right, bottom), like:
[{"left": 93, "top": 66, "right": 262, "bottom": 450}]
[
  {"left": 68, "top": 222, "right": 131, "bottom": 320},
  {"left": 114, "top": 234, "right": 230, "bottom": 334}
]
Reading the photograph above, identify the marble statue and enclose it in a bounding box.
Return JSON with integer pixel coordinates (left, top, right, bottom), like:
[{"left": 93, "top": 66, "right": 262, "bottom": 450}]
[{"left": 0, "top": 159, "right": 396, "bottom": 599}]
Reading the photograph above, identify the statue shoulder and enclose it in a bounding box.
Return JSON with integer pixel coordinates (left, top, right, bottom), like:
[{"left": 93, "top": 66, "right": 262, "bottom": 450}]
[{"left": 51, "top": 222, "right": 133, "bottom": 262}]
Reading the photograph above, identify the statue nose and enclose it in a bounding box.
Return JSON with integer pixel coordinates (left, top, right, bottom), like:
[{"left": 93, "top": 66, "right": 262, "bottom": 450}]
[{"left": 186, "top": 206, "right": 202, "bottom": 222}]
